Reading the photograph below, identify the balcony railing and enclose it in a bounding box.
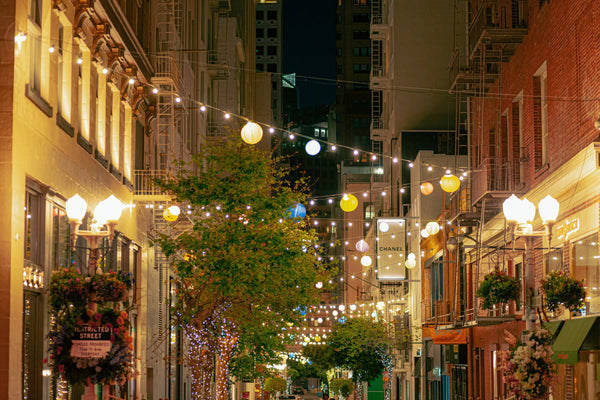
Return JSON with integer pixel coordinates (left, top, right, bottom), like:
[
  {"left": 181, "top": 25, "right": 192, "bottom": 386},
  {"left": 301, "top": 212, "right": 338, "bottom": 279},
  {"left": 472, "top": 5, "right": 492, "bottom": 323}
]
[
  {"left": 153, "top": 52, "right": 180, "bottom": 89},
  {"left": 468, "top": 0, "right": 528, "bottom": 60},
  {"left": 134, "top": 170, "right": 172, "bottom": 199},
  {"left": 470, "top": 158, "right": 516, "bottom": 207}
]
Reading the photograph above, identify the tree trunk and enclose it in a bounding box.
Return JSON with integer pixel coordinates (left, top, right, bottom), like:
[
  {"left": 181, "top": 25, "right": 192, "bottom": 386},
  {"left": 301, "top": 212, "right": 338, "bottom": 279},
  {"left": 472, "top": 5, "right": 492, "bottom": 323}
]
[{"left": 215, "top": 329, "right": 239, "bottom": 400}]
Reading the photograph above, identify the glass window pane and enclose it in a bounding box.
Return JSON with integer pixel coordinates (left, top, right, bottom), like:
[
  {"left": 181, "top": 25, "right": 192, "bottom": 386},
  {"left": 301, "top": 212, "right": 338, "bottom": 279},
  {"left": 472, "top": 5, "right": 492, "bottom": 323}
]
[{"left": 572, "top": 234, "right": 600, "bottom": 314}]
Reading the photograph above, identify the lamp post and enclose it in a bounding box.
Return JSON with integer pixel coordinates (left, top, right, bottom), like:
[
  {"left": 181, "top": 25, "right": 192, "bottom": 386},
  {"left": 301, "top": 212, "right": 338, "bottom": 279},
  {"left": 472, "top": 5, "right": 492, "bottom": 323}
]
[
  {"left": 66, "top": 194, "right": 124, "bottom": 275},
  {"left": 502, "top": 194, "right": 559, "bottom": 332}
]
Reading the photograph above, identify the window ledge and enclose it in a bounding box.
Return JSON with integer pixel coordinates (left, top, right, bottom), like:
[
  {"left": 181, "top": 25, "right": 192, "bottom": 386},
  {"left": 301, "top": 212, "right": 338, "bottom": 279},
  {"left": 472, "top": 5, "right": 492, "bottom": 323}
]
[
  {"left": 109, "top": 164, "right": 122, "bottom": 181},
  {"left": 25, "top": 84, "right": 52, "bottom": 117},
  {"left": 94, "top": 149, "right": 109, "bottom": 169},
  {"left": 77, "top": 133, "right": 93, "bottom": 154},
  {"left": 56, "top": 113, "right": 74, "bottom": 137},
  {"left": 535, "top": 163, "right": 550, "bottom": 178}
]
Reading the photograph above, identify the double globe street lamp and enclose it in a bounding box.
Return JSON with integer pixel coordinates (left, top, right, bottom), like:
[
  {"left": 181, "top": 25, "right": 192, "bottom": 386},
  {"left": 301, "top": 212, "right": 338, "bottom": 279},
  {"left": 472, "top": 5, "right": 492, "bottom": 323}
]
[
  {"left": 66, "top": 194, "right": 124, "bottom": 275},
  {"left": 502, "top": 194, "right": 560, "bottom": 331}
]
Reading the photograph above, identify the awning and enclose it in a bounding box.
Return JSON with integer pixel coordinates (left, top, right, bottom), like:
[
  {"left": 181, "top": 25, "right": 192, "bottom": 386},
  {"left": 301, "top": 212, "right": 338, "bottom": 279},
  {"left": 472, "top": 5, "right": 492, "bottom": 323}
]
[
  {"left": 552, "top": 316, "right": 598, "bottom": 364},
  {"left": 543, "top": 320, "right": 564, "bottom": 338},
  {"left": 423, "top": 326, "right": 467, "bottom": 345}
]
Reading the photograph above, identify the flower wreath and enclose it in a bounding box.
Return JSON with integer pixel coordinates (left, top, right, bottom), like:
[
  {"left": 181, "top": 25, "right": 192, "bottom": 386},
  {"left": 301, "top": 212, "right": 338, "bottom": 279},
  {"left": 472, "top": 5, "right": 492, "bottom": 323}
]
[{"left": 45, "top": 268, "right": 135, "bottom": 386}]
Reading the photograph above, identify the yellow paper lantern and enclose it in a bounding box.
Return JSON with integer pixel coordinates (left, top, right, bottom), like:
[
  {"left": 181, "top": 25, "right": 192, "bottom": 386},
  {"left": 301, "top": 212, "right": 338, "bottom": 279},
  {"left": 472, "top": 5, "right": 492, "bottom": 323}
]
[
  {"left": 315, "top": 335, "right": 321, "bottom": 342},
  {"left": 440, "top": 174, "right": 461, "bottom": 193},
  {"left": 420, "top": 182, "right": 434, "bottom": 195},
  {"left": 425, "top": 221, "right": 440, "bottom": 236},
  {"left": 340, "top": 194, "right": 358, "bottom": 212},
  {"left": 241, "top": 121, "right": 263, "bottom": 145},
  {"left": 163, "top": 208, "right": 178, "bottom": 221},
  {"left": 405, "top": 258, "right": 417, "bottom": 269}
]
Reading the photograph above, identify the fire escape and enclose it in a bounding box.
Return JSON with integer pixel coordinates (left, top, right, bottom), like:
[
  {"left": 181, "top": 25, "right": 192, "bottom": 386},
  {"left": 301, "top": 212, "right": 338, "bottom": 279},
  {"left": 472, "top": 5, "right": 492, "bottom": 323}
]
[
  {"left": 442, "top": 0, "right": 529, "bottom": 329},
  {"left": 370, "top": 0, "right": 391, "bottom": 215}
]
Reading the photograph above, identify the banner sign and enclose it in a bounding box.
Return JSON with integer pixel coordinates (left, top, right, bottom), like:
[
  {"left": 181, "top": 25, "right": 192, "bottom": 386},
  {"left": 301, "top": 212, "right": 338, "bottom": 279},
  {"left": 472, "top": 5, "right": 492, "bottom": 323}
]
[
  {"left": 70, "top": 325, "right": 112, "bottom": 358},
  {"left": 375, "top": 218, "right": 407, "bottom": 280}
]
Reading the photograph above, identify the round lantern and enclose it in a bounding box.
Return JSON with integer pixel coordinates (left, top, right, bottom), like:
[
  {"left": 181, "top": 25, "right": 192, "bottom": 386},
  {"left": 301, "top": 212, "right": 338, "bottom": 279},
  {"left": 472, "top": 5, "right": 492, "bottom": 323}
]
[
  {"left": 360, "top": 255, "right": 373, "bottom": 267},
  {"left": 315, "top": 281, "right": 323, "bottom": 289},
  {"left": 420, "top": 229, "right": 430, "bottom": 238},
  {"left": 355, "top": 239, "right": 370, "bottom": 253},
  {"left": 378, "top": 222, "right": 390, "bottom": 232},
  {"left": 405, "top": 258, "right": 417, "bottom": 269},
  {"left": 425, "top": 221, "right": 440, "bottom": 236},
  {"left": 340, "top": 194, "right": 359, "bottom": 212},
  {"left": 315, "top": 335, "right": 321, "bottom": 342},
  {"left": 305, "top": 139, "right": 321, "bottom": 156},
  {"left": 241, "top": 121, "right": 263, "bottom": 145},
  {"left": 287, "top": 203, "right": 306, "bottom": 219},
  {"left": 440, "top": 174, "right": 461, "bottom": 193},
  {"left": 407, "top": 252, "right": 416, "bottom": 260},
  {"left": 420, "top": 182, "right": 434, "bottom": 195},
  {"left": 163, "top": 208, "right": 178, "bottom": 221}
]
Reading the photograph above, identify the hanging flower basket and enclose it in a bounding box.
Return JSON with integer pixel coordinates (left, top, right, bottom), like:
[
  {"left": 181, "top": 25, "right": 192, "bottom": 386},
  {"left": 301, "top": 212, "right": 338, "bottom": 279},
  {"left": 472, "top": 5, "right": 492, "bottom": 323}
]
[
  {"left": 45, "top": 268, "right": 135, "bottom": 386},
  {"left": 476, "top": 269, "right": 521, "bottom": 310},
  {"left": 499, "top": 328, "right": 555, "bottom": 399},
  {"left": 541, "top": 270, "right": 586, "bottom": 313}
]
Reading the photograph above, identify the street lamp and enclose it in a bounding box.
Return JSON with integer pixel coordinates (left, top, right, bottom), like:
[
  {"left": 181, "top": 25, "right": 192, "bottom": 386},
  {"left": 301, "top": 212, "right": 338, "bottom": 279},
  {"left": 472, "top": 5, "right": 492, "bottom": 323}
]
[
  {"left": 66, "top": 194, "right": 124, "bottom": 275},
  {"left": 502, "top": 194, "right": 559, "bottom": 331}
]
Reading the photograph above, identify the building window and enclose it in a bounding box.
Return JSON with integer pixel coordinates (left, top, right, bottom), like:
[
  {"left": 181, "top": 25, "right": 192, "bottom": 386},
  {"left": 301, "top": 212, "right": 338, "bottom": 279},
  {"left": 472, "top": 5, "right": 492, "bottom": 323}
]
[
  {"left": 267, "top": 10, "right": 277, "bottom": 20},
  {"left": 336, "top": 48, "right": 342, "bottom": 57},
  {"left": 256, "top": 28, "right": 264, "bottom": 38},
  {"left": 51, "top": 204, "right": 70, "bottom": 270},
  {"left": 352, "top": 30, "right": 369, "bottom": 40},
  {"left": 267, "top": 28, "right": 277, "bottom": 38},
  {"left": 256, "top": 46, "right": 264, "bottom": 56},
  {"left": 353, "top": 47, "right": 370, "bottom": 57},
  {"left": 511, "top": 94, "right": 524, "bottom": 186},
  {"left": 431, "top": 258, "right": 443, "bottom": 317},
  {"left": 267, "top": 64, "right": 277, "bottom": 73},
  {"left": 267, "top": 46, "right": 277, "bottom": 56},
  {"left": 353, "top": 64, "right": 370, "bottom": 73},
  {"left": 544, "top": 248, "right": 563, "bottom": 275},
  {"left": 533, "top": 63, "right": 548, "bottom": 169},
  {"left": 353, "top": 13, "right": 370, "bottom": 23},
  {"left": 256, "top": 10, "right": 264, "bottom": 20},
  {"left": 353, "top": 0, "right": 369, "bottom": 4},
  {"left": 29, "top": 0, "right": 43, "bottom": 93},
  {"left": 256, "top": 63, "right": 264, "bottom": 72},
  {"left": 571, "top": 234, "right": 600, "bottom": 314}
]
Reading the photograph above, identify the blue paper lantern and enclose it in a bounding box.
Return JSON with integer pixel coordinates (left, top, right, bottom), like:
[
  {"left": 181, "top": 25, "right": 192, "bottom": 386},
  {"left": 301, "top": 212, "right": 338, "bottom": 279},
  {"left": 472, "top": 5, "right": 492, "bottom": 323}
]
[
  {"left": 338, "top": 316, "right": 347, "bottom": 324},
  {"left": 287, "top": 203, "right": 306, "bottom": 219}
]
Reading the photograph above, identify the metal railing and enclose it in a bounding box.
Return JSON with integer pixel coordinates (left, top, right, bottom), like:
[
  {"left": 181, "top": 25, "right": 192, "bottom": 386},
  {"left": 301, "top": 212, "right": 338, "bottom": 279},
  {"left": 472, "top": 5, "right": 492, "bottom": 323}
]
[
  {"left": 134, "top": 170, "right": 172, "bottom": 197},
  {"left": 468, "top": 0, "right": 528, "bottom": 55},
  {"left": 153, "top": 52, "right": 180, "bottom": 88}
]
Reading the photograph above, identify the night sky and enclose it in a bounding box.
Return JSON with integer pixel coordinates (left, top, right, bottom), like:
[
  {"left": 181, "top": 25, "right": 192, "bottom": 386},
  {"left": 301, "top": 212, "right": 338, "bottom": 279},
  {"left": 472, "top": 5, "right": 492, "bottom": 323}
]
[{"left": 282, "top": 0, "right": 337, "bottom": 109}]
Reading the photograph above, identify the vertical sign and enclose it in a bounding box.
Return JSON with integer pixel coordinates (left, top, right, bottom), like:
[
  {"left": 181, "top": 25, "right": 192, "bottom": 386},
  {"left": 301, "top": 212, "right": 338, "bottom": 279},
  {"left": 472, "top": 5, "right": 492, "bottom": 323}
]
[{"left": 376, "top": 218, "right": 407, "bottom": 280}]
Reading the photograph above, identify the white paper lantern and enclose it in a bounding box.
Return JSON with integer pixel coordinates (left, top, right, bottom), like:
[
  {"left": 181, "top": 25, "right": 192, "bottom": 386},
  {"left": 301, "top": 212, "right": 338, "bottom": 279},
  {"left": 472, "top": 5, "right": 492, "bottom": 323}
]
[
  {"left": 355, "top": 239, "right": 370, "bottom": 252},
  {"left": 360, "top": 255, "right": 373, "bottom": 267},
  {"left": 426, "top": 221, "right": 440, "bottom": 236},
  {"left": 379, "top": 222, "right": 389, "bottom": 232},
  {"left": 305, "top": 139, "right": 321, "bottom": 155}
]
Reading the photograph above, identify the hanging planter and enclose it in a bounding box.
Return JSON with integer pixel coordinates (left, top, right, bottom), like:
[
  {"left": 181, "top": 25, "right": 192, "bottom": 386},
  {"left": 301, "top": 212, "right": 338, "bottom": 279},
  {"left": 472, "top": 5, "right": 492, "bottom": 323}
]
[
  {"left": 541, "top": 270, "right": 586, "bottom": 314},
  {"left": 476, "top": 269, "right": 521, "bottom": 310},
  {"left": 45, "top": 268, "right": 135, "bottom": 386}
]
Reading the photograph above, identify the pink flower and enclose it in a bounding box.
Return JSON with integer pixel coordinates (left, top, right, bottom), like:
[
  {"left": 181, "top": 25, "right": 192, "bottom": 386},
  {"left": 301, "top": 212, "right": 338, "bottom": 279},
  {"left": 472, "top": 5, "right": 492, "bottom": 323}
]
[
  {"left": 95, "top": 313, "right": 102, "bottom": 321},
  {"left": 114, "top": 328, "right": 120, "bottom": 335}
]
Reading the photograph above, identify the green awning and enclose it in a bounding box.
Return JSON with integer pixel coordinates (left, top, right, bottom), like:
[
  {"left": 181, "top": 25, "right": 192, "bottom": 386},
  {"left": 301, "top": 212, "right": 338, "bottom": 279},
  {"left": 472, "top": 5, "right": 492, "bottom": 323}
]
[
  {"left": 543, "top": 320, "right": 564, "bottom": 338},
  {"left": 552, "top": 317, "right": 598, "bottom": 364}
]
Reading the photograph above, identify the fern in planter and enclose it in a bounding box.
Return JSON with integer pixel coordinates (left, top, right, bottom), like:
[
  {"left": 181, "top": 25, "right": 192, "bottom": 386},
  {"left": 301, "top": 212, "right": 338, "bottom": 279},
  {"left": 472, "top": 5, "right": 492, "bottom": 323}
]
[
  {"left": 541, "top": 270, "right": 586, "bottom": 313},
  {"left": 476, "top": 269, "right": 521, "bottom": 310}
]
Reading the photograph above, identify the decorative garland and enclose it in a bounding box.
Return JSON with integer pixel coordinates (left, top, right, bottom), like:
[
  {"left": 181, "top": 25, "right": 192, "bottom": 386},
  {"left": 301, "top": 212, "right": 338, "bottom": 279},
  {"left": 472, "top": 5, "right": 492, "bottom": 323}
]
[{"left": 45, "top": 268, "right": 135, "bottom": 386}]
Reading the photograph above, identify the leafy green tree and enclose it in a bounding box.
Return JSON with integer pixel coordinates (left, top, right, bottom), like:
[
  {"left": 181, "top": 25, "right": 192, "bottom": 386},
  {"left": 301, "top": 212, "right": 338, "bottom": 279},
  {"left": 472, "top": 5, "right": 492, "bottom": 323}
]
[
  {"left": 326, "top": 317, "right": 389, "bottom": 384},
  {"left": 155, "top": 134, "right": 333, "bottom": 399},
  {"left": 329, "top": 378, "right": 354, "bottom": 399},
  {"left": 265, "top": 376, "right": 287, "bottom": 397}
]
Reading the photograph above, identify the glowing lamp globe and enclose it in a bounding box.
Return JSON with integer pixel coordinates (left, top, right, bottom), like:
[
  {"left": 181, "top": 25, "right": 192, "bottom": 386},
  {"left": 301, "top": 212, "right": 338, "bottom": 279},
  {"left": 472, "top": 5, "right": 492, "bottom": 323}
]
[
  {"left": 94, "top": 195, "right": 123, "bottom": 225},
  {"left": 440, "top": 174, "right": 461, "bottom": 193},
  {"left": 163, "top": 208, "right": 178, "bottom": 221},
  {"left": 538, "top": 194, "right": 560, "bottom": 224},
  {"left": 405, "top": 258, "right": 417, "bottom": 269},
  {"left": 355, "top": 239, "right": 370, "bottom": 253},
  {"left": 378, "top": 222, "right": 389, "bottom": 232},
  {"left": 241, "top": 121, "right": 263, "bottom": 144},
  {"left": 315, "top": 335, "right": 321, "bottom": 342},
  {"left": 305, "top": 139, "right": 321, "bottom": 156},
  {"left": 420, "top": 182, "right": 434, "bottom": 195},
  {"left": 340, "top": 194, "right": 358, "bottom": 212},
  {"left": 304, "top": 337, "right": 310, "bottom": 343},
  {"left": 407, "top": 252, "right": 416, "bottom": 260},
  {"left": 360, "top": 255, "right": 373, "bottom": 267},
  {"left": 426, "top": 221, "right": 440, "bottom": 236},
  {"left": 420, "top": 229, "right": 430, "bottom": 238},
  {"left": 315, "top": 281, "right": 323, "bottom": 289},
  {"left": 66, "top": 194, "right": 87, "bottom": 222}
]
